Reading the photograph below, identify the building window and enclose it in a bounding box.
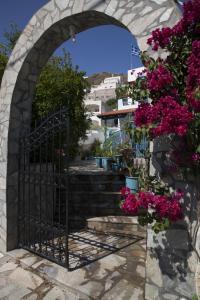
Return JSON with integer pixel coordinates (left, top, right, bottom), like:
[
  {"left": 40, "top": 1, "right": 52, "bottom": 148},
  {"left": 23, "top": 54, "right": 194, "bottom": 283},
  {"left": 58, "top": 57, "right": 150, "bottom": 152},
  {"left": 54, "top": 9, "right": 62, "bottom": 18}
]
[
  {"left": 86, "top": 104, "right": 99, "bottom": 112},
  {"left": 114, "top": 118, "right": 118, "bottom": 126},
  {"left": 122, "top": 98, "right": 128, "bottom": 106}
]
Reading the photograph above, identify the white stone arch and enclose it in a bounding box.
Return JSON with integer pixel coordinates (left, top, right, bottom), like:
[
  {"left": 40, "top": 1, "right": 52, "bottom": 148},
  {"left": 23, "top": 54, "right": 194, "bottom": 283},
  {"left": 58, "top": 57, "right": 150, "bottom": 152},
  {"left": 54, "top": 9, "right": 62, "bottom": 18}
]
[{"left": 0, "top": 0, "right": 181, "bottom": 252}]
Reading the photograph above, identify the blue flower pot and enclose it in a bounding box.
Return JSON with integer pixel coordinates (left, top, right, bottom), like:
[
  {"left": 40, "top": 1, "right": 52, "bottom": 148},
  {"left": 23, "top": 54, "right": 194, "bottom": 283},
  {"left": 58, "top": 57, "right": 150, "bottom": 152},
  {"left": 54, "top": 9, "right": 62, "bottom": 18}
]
[
  {"left": 114, "top": 155, "right": 123, "bottom": 170},
  {"left": 112, "top": 163, "right": 120, "bottom": 172},
  {"left": 115, "top": 155, "right": 123, "bottom": 164},
  {"left": 95, "top": 157, "right": 102, "bottom": 168},
  {"left": 125, "top": 176, "right": 138, "bottom": 194},
  {"left": 102, "top": 157, "right": 112, "bottom": 171}
]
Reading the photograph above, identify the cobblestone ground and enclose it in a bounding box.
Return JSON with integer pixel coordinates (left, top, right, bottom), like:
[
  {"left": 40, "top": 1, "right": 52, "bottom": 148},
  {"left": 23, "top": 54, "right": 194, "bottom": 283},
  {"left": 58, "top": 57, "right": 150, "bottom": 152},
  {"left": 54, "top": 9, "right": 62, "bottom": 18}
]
[{"left": 0, "top": 237, "right": 146, "bottom": 300}]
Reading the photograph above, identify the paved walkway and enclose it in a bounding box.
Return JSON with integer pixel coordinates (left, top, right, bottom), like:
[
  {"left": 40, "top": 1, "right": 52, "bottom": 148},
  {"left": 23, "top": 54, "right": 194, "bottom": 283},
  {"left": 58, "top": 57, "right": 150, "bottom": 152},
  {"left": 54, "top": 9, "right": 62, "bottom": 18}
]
[
  {"left": 0, "top": 162, "right": 146, "bottom": 299},
  {"left": 0, "top": 237, "right": 146, "bottom": 299},
  {"left": 69, "top": 160, "right": 112, "bottom": 174}
]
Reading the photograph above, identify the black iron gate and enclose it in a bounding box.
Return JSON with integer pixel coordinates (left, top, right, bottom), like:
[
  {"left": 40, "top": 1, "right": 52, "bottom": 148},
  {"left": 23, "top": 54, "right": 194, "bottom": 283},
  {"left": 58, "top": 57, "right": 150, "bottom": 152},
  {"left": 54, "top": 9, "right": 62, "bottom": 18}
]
[
  {"left": 18, "top": 107, "right": 70, "bottom": 268},
  {"left": 18, "top": 107, "right": 142, "bottom": 271}
]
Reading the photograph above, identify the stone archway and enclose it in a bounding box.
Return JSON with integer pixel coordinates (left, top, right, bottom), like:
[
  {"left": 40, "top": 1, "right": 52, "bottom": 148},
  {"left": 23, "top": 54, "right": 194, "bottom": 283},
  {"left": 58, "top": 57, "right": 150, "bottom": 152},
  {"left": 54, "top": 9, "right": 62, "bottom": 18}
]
[{"left": 0, "top": 0, "right": 181, "bottom": 253}]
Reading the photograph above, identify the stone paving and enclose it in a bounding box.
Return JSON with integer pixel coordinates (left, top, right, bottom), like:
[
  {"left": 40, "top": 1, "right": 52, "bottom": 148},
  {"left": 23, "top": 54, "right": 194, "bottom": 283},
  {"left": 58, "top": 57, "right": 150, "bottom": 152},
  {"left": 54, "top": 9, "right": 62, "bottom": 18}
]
[
  {"left": 69, "top": 160, "right": 110, "bottom": 174},
  {"left": 0, "top": 237, "right": 146, "bottom": 299}
]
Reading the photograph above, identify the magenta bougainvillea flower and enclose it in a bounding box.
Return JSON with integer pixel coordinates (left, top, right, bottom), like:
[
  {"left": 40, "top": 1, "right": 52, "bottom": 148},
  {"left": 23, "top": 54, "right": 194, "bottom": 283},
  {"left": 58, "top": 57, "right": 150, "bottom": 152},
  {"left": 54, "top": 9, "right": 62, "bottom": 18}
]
[
  {"left": 185, "top": 40, "right": 200, "bottom": 112},
  {"left": 146, "top": 65, "right": 174, "bottom": 92},
  {"left": 123, "top": 0, "right": 200, "bottom": 231},
  {"left": 120, "top": 188, "right": 183, "bottom": 224},
  {"left": 135, "top": 0, "right": 199, "bottom": 142},
  {"left": 147, "top": 0, "right": 200, "bottom": 50},
  {"left": 135, "top": 96, "right": 193, "bottom": 137},
  {"left": 147, "top": 27, "right": 173, "bottom": 50}
]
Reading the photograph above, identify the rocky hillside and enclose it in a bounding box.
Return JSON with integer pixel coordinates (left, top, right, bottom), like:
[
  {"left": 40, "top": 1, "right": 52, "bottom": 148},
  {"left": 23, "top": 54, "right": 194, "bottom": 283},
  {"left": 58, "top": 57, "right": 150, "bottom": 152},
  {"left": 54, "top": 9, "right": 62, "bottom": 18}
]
[{"left": 86, "top": 72, "right": 127, "bottom": 86}]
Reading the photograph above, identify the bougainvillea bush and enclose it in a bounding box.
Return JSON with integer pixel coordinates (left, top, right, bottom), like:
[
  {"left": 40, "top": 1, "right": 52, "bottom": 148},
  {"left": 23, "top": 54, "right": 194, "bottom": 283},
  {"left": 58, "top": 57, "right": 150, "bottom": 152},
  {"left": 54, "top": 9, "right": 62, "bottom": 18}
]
[
  {"left": 121, "top": 0, "right": 200, "bottom": 231},
  {"left": 134, "top": 0, "right": 200, "bottom": 171},
  {"left": 120, "top": 186, "right": 183, "bottom": 233}
]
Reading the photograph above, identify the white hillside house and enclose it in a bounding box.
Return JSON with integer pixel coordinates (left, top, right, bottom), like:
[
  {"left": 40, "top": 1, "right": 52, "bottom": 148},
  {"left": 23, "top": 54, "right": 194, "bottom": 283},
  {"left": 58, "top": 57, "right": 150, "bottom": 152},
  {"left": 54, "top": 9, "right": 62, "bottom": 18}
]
[{"left": 85, "top": 75, "right": 122, "bottom": 126}]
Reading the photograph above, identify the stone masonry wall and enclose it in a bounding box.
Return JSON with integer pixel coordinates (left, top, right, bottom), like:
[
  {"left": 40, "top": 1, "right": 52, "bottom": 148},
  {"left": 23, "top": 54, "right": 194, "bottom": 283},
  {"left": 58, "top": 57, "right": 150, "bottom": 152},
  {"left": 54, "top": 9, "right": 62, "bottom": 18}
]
[{"left": 145, "top": 136, "right": 200, "bottom": 299}]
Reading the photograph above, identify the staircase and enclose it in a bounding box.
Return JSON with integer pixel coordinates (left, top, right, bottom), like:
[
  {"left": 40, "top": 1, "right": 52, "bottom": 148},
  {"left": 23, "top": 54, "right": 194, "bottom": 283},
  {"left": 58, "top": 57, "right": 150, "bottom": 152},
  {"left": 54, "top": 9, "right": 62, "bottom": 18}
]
[
  {"left": 54, "top": 170, "right": 146, "bottom": 239},
  {"left": 69, "top": 173, "right": 125, "bottom": 229}
]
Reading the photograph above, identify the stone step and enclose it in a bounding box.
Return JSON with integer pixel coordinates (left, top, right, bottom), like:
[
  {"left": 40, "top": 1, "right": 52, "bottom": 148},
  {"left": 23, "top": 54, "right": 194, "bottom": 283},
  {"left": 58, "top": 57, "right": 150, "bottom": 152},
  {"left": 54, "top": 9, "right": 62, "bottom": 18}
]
[
  {"left": 70, "top": 191, "right": 121, "bottom": 202},
  {"left": 86, "top": 216, "right": 146, "bottom": 238},
  {"left": 69, "top": 181, "right": 124, "bottom": 192},
  {"left": 69, "top": 192, "right": 122, "bottom": 211},
  {"left": 69, "top": 174, "right": 125, "bottom": 183},
  {"left": 55, "top": 191, "right": 123, "bottom": 227}
]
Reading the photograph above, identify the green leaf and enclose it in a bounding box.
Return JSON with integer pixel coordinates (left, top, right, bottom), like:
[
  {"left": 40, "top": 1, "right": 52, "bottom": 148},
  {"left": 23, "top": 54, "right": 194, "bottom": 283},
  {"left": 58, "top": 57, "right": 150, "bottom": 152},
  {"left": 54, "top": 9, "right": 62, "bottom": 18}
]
[{"left": 196, "top": 145, "right": 200, "bottom": 153}]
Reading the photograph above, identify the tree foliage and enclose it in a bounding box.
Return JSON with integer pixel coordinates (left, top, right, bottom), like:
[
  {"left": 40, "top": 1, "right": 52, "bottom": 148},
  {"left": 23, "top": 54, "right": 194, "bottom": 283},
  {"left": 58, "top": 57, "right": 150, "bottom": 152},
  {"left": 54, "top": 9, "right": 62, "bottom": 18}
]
[
  {"left": 2, "top": 23, "right": 21, "bottom": 54},
  {"left": 0, "top": 24, "right": 91, "bottom": 157},
  {"left": 106, "top": 98, "right": 117, "bottom": 109},
  {"left": 0, "top": 51, "right": 7, "bottom": 84},
  {"left": 115, "top": 85, "right": 129, "bottom": 99},
  {"left": 33, "top": 51, "right": 91, "bottom": 156},
  {"left": 0, "top": 23, "right": 21, "bottom": 84}
]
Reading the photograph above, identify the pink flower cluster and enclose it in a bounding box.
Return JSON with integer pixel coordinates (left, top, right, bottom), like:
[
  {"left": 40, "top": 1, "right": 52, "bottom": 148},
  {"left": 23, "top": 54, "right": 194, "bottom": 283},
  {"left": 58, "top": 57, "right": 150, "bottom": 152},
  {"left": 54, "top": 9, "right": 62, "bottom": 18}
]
[
  {"left": 181, "top": 0, "right": 200, "bottom": 29},
  {"left": 134, "top": 103, "right": 155, "bottom": 127},
  {"left": 192, "top": 153, "right": 200, "bottom": 162},
  {"left": 147, "top": 27, "right": 173, "bottom": 50},
  {"left": 147, "top": 65, "right": 173, "bottom": 92},
  {"left": 120, "top": 187, "right": 183, "bottom": 222},
  {"left": 135, "top": 96, "right": 193, "bottom": 137},
  {"left": 135, "top": 0, "right": 199, "bottom": 172},
  {"left": 147, "top": 0, "right": 200, "bottom": 50},
  {"left": 186, "top": 40, "right": 200, "bottom": 112}
]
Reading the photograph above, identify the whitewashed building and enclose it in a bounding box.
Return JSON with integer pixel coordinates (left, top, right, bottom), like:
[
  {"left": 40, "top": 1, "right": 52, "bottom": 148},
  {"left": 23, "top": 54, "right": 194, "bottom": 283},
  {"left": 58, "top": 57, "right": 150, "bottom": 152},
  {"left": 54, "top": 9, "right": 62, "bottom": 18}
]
[
  {"left": 85, "top": 75, "right": 121, "bottom": 126},
  {"left": 98, "top": 67, "right": 146, "bottom": 130}
]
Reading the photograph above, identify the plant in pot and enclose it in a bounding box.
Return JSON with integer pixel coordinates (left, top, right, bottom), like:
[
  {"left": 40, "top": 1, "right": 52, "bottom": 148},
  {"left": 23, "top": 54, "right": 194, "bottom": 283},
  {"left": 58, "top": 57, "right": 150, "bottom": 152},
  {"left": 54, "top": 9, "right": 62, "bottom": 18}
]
[
  {"left": 94, "top": 147, "right": 103, "bottom": 168},
  {"left": 108, "top": 146, "right": 121, "bottom": 172},
  {"left": 100, "top": 140, "right": 114, "bottom": 171},
  {"left": 115, "top": 140, "right": 131, "bottom": 169},
  {"left": 120, "top": 146, "right": 139, "bottom": 193},
  {"left": 91, "top": 140, "right": 103, "bottom": 168},
  {"left": 113, "top": 146, "right": 123, "bottom": 171},
  {"left": 101, "top": 148, "right": 113, "bottom": 171}
]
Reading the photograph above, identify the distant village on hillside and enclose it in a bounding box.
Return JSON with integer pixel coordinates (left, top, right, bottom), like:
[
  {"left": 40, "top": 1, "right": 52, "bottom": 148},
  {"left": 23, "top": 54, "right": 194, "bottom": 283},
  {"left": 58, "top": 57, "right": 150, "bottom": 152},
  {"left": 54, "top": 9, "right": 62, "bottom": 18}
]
[{"left": 81, "top": 67, "right": 145, "bottom": 152}]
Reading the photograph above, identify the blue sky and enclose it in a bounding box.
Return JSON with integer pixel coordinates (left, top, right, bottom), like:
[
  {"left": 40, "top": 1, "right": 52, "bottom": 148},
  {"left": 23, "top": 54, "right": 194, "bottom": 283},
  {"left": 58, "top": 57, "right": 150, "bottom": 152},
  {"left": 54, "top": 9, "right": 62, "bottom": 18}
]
[{"left": 0, "top": 0, "right": 142, "bottom": 75}]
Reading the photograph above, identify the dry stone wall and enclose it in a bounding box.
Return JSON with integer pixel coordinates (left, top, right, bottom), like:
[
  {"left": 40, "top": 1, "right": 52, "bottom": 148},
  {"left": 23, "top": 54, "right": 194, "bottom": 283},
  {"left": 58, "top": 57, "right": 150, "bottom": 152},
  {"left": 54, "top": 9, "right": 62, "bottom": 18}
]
[{"left": 147, "top": 136, "right": 200, "bottom": 299}]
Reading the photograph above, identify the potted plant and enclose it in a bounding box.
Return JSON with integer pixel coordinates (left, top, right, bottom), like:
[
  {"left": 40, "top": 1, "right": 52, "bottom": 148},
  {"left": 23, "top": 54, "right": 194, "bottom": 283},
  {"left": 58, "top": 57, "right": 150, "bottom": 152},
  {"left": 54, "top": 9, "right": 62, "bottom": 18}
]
[
  {"left": 101, "top": 148, "right": 113, "bottom": 171},
  {"left": 120, "top": 146, "right": 139, "bottom": 193},
  {"left": 94, "top": 147, "right": 103, "bottom": 168},
  {"left": 97, "top": 140, "right": 113, "bottom": 171},
  {"left": 111, "top": 161, "right": 120, "bottom": 172},
  {"left": 114, "top": 143, "right": 127, "bottom": 170},
  {"left": 111, "top": 148, "right": 123, "bottom": 172},
  {"left": 90, "top": 139, "right": 103, "bottom": 168}
]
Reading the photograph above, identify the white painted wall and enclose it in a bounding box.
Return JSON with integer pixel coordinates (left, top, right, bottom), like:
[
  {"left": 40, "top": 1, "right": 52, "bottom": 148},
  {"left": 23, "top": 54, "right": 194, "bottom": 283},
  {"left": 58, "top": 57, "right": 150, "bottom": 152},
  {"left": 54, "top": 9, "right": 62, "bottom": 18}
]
[
  {"left": 128, "top": 67, "right": 145, "bottom": 83},
  {"left": 118, "top": 97, "right": 138, "bottom": 110}
]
